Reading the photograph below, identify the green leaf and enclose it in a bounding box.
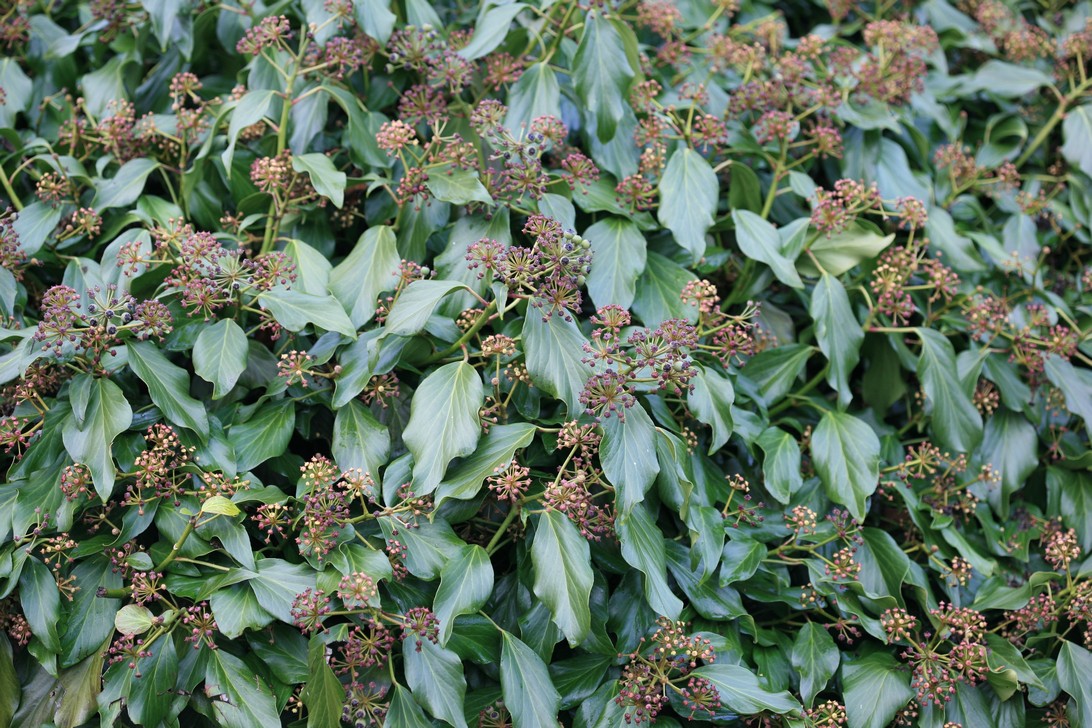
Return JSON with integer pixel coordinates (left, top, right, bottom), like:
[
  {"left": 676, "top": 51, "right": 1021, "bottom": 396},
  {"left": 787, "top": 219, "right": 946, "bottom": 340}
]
[
  {"left": 259, "top": 289, "right": 358, "bottom": 337},
  {"left": 791, "top": 622, "right": 839, "bottom": 707},
  {"left": 658, "top": 147, "right": 717, "bottom": 263},
  {"left": 732, "top": 210, "right": 804, "bottom": 289},
  {"left": 0, "top": 58, "right": 31, "bottom": 128},
  {"left": 572, "top": 12, "right": 635, "bottom": 142},
  {"left": 0, "top": 637, "right": 15, "bottom": 728},
  {"left": 617, "top": 505, "right": 683, "bottom": 619},
  {"left": 689, "top": 663, "right": 800, "bottom": 715},
  {"left": 222, "top": 89, "right": 276, "bottom": 174},
  {"left": 435, "top": 422, "right": 536, "bottom": 505},
  {"left": 330, "top": 226, "right": 401, "bottom": 328},
  {"left": 92, "top": 158, "right": 160, "bottom": 211},
  {"left": 249, "top": 558, "right": 317, "bottom": 623},
  {"left": 799, "top": 223, "right": 894, "bottom": 277},
  {"left": 232, "top": 399, "right": 296, "bottom": 472},
  {"left": 917, "top": 328, "right": 983, "bottom": 453},
  {"left": 291, "top": 153, "right": 346, "bottom": 208},
  {"left": 687, "top": 367, "right": 734, "bottom": 454},
  {"left": 127, "top": 341, "right": 210, "bottom": 440},
  {"left": 61, "top": 558, "right": 121, "bottom": 667},
  {"left": 200, "top": 495, "right": 241, "bottom": 517},
  {"left": 1044, "top": 355, "right": 1092, "bottom": 431},
  {"left": 843, "top": 652, "right": 914, "bottom": 728},
  {"left": 500, "top": 630, "right": 561, "bottom": 727},
  {"left": 61, "top": 375, "right": 132, "bottom": 501},
  {"left": 210, "top": 583, "right": 273, "bottom": 639},
  {"left": 522, "top": 306, "right": 595, "bottom": 414},
  {"left": 382, "top": 279, "right": 470, "bottom": 338},
  {"left": 600, "top": 405, "right": 660, "bottom": 515},
  {"left": 458, "top": 2, "right": 527, "bottom": 59},
  {"left": 810, "top": 273, "right": 863, "bottom": 407},
  {"left": 985, "top": 634, "right": 1045, "bottom": 692},
  {"left": 811, "top": 410, "right": 880, "bottom": 522},
  {"left": 741, "top": 343, "right": 813, "bottom": 408},
  {"left": 719, "top": 534, "right": 766, "bottom": 585},
  {"left": 404, "top": 361, "right": 484, "bottom": 495},
  {"left": 127, "top": 634, "right": 177, "bottom": 727},
  {"left": 353, "top": 0, "right": 396, "bottom": 44},
  {"left": 1058, "top": 641, "right": 1092, "bottom": 728},
  {"left": 756, "top": 427, "right": 802, "bottom": 504},
  {"left": 403, "top": 639, "right": 468, "bottom": 728},
  {"left": 11, "top": 202, "right": 63, "bottom": 256},
  {"left": 631, "top": 251, "right": 699, "bottom": 328},
  {"left": 425, "top": 166, "right": 493, "bottom": 205},
  {"left": 1063, "top": 104, "right": 1092, "bottom": 177},
  {"left": 384, "top": 683, "right": 433, "bottom": 728},
  {"left": 114, "top": 604, "right": 156, "bottom": 636},
  {"left": 13, "top": 644, "right": 105, "bottom": 728},
  {"left": 584, "top": 217, "right": 646, "bottom": 310},
  {"left": 332, "top": 399, "right": 390, "bottom": 477},
  {"left": 20, "top": 557, "right": 61, "bottom": 653},
  {"left": 1049, "top": 468, "right": 1092, "bottom": 551},
  {"left": 969, "top": 60, "right": 1052, "bottom": 97},
  {"left": 977, "top": 410, "right": 1037, "bottom": 517},
  {"left": 205, "top": 649, "right": 281, "bottom": 728},
  {"left": 434, "top": 545, "right": 494, "bottom": 646},
  {"left": 532, "top": 510, "right": 593, "bottom": 647},
  {"left": 304, "top": 635, "right": 343, "bottom": 728},
  {"left": 193, "top": 319, "right": 249, "bottom": 399},
  {"left": 505, "top": 63, "right": 561, "bottom": 133}
]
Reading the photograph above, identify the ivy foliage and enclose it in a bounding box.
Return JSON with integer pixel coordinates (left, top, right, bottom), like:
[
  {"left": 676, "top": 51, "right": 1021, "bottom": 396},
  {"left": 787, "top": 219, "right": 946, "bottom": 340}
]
[{"left": 0, "top": 0, "right": 1090, "bottom": 725}]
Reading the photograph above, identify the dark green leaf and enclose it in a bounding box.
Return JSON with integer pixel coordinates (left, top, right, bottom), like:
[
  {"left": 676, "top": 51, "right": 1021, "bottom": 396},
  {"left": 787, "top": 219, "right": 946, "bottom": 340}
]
[
  {"left": 617, "top": 505, "right": 683, "bottom": 619},
  {"left": 458, "top": 2, "right": 527, "bottom": 60},
  {"left": 205, "top": 649, "right": 281, "bottom": 728},
  {"left": 259, "top": 289, "right": 358, "bottom": 337},
  {"left": 532, "top": 510, "right": 593, "bottom": 647},
  {"left": 127, "top": 341, "right": 210, "bottom": 440},
  {"left": 304, "top": 635, "right": 343, "bottom": 728},
  {"left": 522, "top": 306, "right": 595, "bottom": 414},
  {"left": 687, "top": 366, "right": 735, "bottom": 454},
  {"left": 1058, "top": 640, "right": 1092, "bottom": 728},
  {"left": 690, "top": 663, "right": 800, "bottom": 715},
  {"left": 917, "top": 328, "right": 983, "bottom": 453},
  {"left": 733, "top": 210, "right": 804, "bottom": 289},
  {"left": 792, "top": 622, "right": 839, "bottom": 707},
  {"left": 756, "top": 427, "right": 802, "bottom": 504},
  {"left": 631, "top": 251, "right": 699, "bottom": 328},
  {"left": 292, "top": 153, "right": 346, "bottom": 208},
  {"left": 843, "top": 652, "right": 914, "bottom": 728},
  {"left": 500, "top": 630, "right": 561, "bottom": 726},
  {"left": 811, "top": 410, "right": 880, "bottom": 522},
  {"left": 232, "top": 399, "right": 296, "bottom": 473},
  {"left": 584, "top": 217, "right": 646, "bottom": 310},
  {"left": 435, "top": 545, "right": 494, "bottom": 646},
  {"left": 382, "top": 279, "right": 469, "bottom": 338},
  {"left": 435, "top": 422, "right": 536, "bottom": 506},
  {"left": 330, "top": 225, "right": 401, "bottom": 328},
  {"left": 61, "top": 375, "right": 132, "bottom": 501},
  {"left": 332, "top": 399, "right": 390, "bottom": 476}
]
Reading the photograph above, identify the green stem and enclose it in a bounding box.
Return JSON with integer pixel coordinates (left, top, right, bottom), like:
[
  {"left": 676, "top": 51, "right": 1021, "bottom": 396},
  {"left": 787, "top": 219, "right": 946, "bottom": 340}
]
[
  {"left": 0, "top": 163, "right": 23, "bottom": 211},
  {"left": 425, "top": 300, "right": 498, "bottom": 363},
  {"left": 261, "top": 45, "right": 305, "bottom": 255},
  {"left": 485, "top": 506, "right": 520, "bottom": 554},
  {"left": 1015, "top": 78, "right": 1092, "bottom": 169},
  {"left": 155, "top": 517, "right": 196, "bottom": 573}
]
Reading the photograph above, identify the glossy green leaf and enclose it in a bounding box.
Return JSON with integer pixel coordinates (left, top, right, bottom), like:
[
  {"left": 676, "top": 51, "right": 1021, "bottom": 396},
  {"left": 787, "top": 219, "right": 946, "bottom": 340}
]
[
  {"left": 600, "top": 405, "right": 659, "bottom": 515},
  {"left": 572, "top": 12, "right": 634, "bottom": 142},
  {"left": 259, "top": 289, "right": 358, "bottom": 337},
  {"left": 205, "top": 649, "right": 281, "bottom": 728},
  {"left": 810, "top": 273, "right": 862, "bottom": 407},
  {"left": 631, "top": 251, "right": 699, "bottom": 328},
  {"left": 689, "top": 663, "right": 800, "bottom": 715},
  {"left": 1058, "top": 641, "right": 1092, "bottom": 728},
  {"left": 330, "top": 225, "right": 402, "bottom": 328},
  {"left": 403, "top": 361, "right": 484, "bottom": 495},
  {"left": 92, "top": 158, "right": 160, "bottom": 211},
  {"left": 382, "top": 279, "right": 470, "bottom": 338},
  {"left": 127, "top": 341, "right": 210, "bottom": 440},
  {"left": 435, "top": 422, "right": 536, "bottom": 505},
  {"left": 304, "top": 635, "right": 343, "bottom": 728},
  {"left": 403, "top": 638, "right": 468, "bottom": 728},
  {"left": 584, "top": 217, "right": 646, "bottom": 310},
  {"left": 20, "top": 557, "right": 61, "bottom": 653},
  {"left": 61, "top": 375, "right": 133, "bottom": 501},
  {"left": 617, "top": 504, "right": 683, "bottom": 619},
  {"left": 843, "top": 652, "right": 914, "bottom": 728},
  {"left": 733, "top": 210, "right": 804, "bottom": 288},
  {"left": 756, "top": 427, "right": 802, "bottom": 504},
  {"left": 500, "top": 630, "right": 561, "bottom": 726},
  {"left": 799, "top": 223, "right": 894, "bottom": 277},
  {"left": 532, "top": 510, "right": 593, "bottom": 647},
  {"left": 193, "top": 319, "right": 249, "bottom": 399},
  {"left": 232, "top": 399, "right": 296, "bottom": 472},
  {"left": 522, "top": 305, "right": 595, "bottom": 414},
  {"left": 434, "top": 545, "right": 494, "bottom": 646},
  {"left": 791, "top": 622, "right": 839, "bottom": 707},
  {"left": 426, "top": 166, "right": 493, "bottom": 205},
  {"left": 292, "top": 153, "right": 346, "bottom": 208},
  {"left": 917, "top": 328, "right": 983, "bottom": 453},
  {"left": 687, "top": 366, "right": 734, "bottom": 454},
  {"left": 332, "top": 399, "right": 390, "bottom": 476},
  {"left": 659, "top": 147, "right": 717, "bottom": 263},
  {"left": 811, "top": 410, "right": 880, "bottom": 522}
]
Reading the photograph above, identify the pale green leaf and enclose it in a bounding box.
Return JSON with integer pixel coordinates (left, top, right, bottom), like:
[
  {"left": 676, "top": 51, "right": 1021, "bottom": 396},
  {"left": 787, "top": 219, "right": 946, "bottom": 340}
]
[
  {"left": 810, "top": 273, "right": 863, "bottom": 407},
  {"left": 532, "top": 510, "right": 593, "bottom": 647},
  {"left": 843, "top": 652, "right": 914, "bottom": 728},
  {"left": 791, "top": 622, "right": 839, "bottom": 707},
  {"left": 811, "top": 410, "right": 880, "bottom": 522},
  {"left": 617, "top": 505, "right": 683, "bottom": 619},
  {"left": 522, "top": 306, "right": 595, "bottom": 414},
  {"left": 193, "top": 319, "right": 249, "bottom": 400},
  {"left": 434, "top": 545, "right": 494, "bottom": 645},
  {"left": 259, "top": 289, "right": 358, "bottom": 337},
  {"left": 690, "top": 663, "right": 801, "bottom": 715},
  {"left": 61, "top": 376, "right": 132, "bottom": 501},
  {"left": 584, "top": 217, "right": 646, "bottom": 310},
  {"left": 756, "top": 427, "right": 802, "bottom": 504},
  {"left": 330, "top": 226, "right": 402, "bottom": 328},
  {"left": 658, "top": 147, "right": 717, "bottom": 263},
  {"left": 732, "top": 210, "right": 804, "bottom": 289}
]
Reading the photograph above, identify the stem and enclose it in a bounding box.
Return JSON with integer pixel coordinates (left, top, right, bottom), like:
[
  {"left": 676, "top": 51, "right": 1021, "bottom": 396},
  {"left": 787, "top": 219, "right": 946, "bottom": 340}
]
[
  {"left": 155, "top": 517, "right": 196, "bottom": 573},
  {"left": 485, "top": 506, "right": 520, "bottom": 554},
  {"left": 1015, "top": 77, "right": 1092, "bottom": 169},
  {"left": 261, "top": 43, "right": 306, "bottom": 255},
  {"left": 0, "top": 163, "right": 23, "bottom": 211},
  {"left": 425, "top": 300, "right": 498, "bottom": 363}
]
